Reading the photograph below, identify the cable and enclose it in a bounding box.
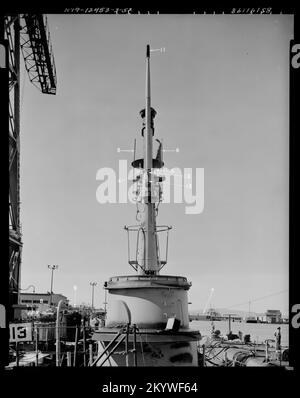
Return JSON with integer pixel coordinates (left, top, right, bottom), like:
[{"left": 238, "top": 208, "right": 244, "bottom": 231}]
[
  {"left": 225, "top": 290, "right": 288, "bottom": 310},
  {"left": 206, "top": 347, "right": 227, "bottom": 361}
]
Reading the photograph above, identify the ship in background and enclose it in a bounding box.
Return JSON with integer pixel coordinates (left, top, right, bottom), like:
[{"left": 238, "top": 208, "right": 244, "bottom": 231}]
[{"left": 91, "top": 45, "right": 201, "bottom": 366}]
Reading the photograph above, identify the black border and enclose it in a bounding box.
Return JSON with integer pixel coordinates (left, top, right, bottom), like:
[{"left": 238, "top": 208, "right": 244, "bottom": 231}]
[
  {"left": 289, "top": 12, "right": 300, "bottom": 372},
  {"left": 0, "top": 31, "right": 9, "bottom": 368}
]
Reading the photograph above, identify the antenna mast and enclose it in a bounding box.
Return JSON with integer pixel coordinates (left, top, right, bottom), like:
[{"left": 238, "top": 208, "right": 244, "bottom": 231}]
[
  {"left": 127, "top": 44, "right": 169, "bottom": 275},
  {"left": 139, "top": 44, "right": 159, "bottom": 274}
]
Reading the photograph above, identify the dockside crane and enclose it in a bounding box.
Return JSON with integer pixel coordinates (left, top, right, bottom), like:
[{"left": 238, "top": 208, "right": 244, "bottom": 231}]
[
  {"left": 203, "top": 288, "right": 215, "bottom": 315},
  {"left": 1, "top": 14, "right": 57, "bottom": 321}
]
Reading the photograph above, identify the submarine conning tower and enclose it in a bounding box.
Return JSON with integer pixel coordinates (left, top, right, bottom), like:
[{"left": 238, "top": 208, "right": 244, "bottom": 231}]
[{"left": 92, "top": 45, "right": 200, "bottom": 366}]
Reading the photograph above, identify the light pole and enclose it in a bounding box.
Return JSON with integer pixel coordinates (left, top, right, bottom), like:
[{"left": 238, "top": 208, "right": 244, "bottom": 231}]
[
  {"left": 48, "top": 265, "right": 58, "bottom": 306},
  {"left": 90, "top": 282, "right": 97, "bottom": 311},
  {"left": 73, "top": 285, "right": 77, "bottom": 307}
]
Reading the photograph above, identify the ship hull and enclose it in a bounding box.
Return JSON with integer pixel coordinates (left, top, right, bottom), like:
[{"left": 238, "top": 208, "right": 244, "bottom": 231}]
[
  {"left": 93, "top": 328, "right": 199, "bottom": 366},
  {"left": 92, "top": 275, "right": 200, "bottom": 366}
]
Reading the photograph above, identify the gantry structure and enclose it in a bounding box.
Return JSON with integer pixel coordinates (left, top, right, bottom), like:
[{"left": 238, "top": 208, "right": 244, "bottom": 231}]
[{"left": 1, "top": 14, "right": 57, "bottom": 320}]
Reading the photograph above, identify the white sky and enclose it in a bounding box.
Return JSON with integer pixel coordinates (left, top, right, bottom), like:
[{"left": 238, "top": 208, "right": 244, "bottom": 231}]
[{"left": 20, "top": 14, "right": 293, "bottom": 315}]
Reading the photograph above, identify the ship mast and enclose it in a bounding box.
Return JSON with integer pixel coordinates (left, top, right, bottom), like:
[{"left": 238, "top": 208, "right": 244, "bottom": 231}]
[
  {"left": 127, "top": 44, "right": 167, "bottom": 275},
  {"left": 98, "top": 45, "right": 200, "bottom": 368},
  {"left": 138, "top": 44, "right": 159, "bottom": 275}
]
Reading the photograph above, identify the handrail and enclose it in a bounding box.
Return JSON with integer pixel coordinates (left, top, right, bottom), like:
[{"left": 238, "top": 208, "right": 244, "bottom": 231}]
[{"left": 90, "top": 328, "right": 124, "bottom": 366}]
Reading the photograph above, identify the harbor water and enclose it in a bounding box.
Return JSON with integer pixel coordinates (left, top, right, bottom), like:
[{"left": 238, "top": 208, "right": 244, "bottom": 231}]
[{"left": 190, "top": 320, "right": 289, "bottom": 347}]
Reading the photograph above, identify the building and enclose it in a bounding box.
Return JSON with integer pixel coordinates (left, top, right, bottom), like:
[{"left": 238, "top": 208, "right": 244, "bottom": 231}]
[
  {"left": 189, "top": 314, "right": 210, "bottom": 321},
  {"left": 20, "top": 292, "right": 69, "bottom": 308},
  {"left": 206, "top": 308, "right": 222, "bottom": 321},
  {"left": 265, "top": 309, "right": 282, "bottom": 324},
  {"left": 222, "top": 314, "right": 243, "bottom": 322}
]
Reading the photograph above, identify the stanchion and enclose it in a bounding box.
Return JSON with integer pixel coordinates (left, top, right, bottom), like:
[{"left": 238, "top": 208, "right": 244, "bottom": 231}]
[
  {"left": 125, "top": 323, "right": 129, "bottom": 367},
  {"left": 16, "top": 341, "right": 19, "bottom": 367},
  {"left": 35, "top": 325, "right": 39, "bottom": 366},
  {"left": 67, "top": 351, "right": 72, "bottom": 367},
  {"left": 83, "top": 325, "right": 87, "bottom": 367},
  {"left": 133, "top": 324, "right": 137, "bottom": 366},
  {"left": 265, "top": 340, "right": 269, "bottom": 363},
  {"left": 73, "top": 325, "right": 78, "bottom": 367},
  {"left": 56, "top": 300, "right": 63, "bottom": 367},
  {"left": 202, "top": 344, "right": 206, "bottom": 367},
  {"left": 45, "top": 327, "right": 49, "bottom": 352},
  {"left": 89, "top": 343, "right": 93, "bottom": 365}
]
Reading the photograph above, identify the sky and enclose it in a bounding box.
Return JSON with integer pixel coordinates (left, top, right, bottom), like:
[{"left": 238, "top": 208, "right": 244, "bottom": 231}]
[{"left": 20, "top": 14, "right": 293, "bottom": 315}]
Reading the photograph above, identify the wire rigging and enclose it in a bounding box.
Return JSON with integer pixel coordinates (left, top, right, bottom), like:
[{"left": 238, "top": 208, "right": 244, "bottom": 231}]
[{"left": 225, "top": 290, "right": 288, "bottom": 310}]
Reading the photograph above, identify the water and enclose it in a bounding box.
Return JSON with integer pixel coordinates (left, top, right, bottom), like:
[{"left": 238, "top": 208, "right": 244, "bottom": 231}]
[{"left": 190, "top": 320, "right": 289, "bottom": 347}]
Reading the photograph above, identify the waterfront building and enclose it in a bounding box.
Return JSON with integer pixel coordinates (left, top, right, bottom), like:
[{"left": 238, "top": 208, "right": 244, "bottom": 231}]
[
  {"left": 265, "top": 309, "right": 282, "bottom": 324},
  {"left": 20, "top": 292, "right": 69, "bottom": 309}
]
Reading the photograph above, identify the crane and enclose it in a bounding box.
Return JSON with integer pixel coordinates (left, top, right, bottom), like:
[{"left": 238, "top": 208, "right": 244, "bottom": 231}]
[
  {"left": 1, "top": 14, "right": 57, "bottom": 321},
  {"left": 203, "top": 287, "right": 215, "bottom": 315}
]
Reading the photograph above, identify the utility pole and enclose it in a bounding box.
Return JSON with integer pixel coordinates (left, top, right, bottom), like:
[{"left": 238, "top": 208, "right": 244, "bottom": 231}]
[
  {"left": 48, "top": 265, "right": 58, "bottom": 306},
  {"left": 73, "top": 285, "right": 77, "bottom": 307},
  {"left": 90, "top": 282, "right": 97, "bottom": 311}
]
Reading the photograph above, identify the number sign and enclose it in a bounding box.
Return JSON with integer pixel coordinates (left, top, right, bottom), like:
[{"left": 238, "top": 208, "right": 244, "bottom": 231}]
[{"left": 9, "top": 323, "right": 33, "bottom": 342}]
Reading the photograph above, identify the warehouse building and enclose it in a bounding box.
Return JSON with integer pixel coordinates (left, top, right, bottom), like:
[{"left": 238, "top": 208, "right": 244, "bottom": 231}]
[{"left": 20, "top": 292, "right": 68, "bottom": 308}]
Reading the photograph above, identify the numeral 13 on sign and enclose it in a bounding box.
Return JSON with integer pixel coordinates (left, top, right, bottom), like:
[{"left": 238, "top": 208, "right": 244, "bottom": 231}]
[{"left": 9, "top": 323, "right": 32, "bottom": 342}]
